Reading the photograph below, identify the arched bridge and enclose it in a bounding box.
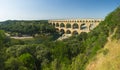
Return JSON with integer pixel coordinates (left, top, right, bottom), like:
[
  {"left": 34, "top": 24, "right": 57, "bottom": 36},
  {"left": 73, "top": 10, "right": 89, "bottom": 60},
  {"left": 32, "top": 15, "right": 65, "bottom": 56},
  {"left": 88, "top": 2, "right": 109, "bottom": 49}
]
[{"left": 48, "top": 19, "right": 103, "bottom": 35}]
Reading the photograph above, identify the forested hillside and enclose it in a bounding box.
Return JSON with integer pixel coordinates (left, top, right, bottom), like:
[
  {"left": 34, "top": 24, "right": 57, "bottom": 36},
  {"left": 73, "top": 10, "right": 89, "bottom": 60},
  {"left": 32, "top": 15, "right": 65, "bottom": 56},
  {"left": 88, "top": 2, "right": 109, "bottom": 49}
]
[
  {"left": 0, "top": 20, "right": 60, "bottom": 44},
  {"left": 0, "top": 7, "right": 120, "bottom": 70},
  {"left": 0, "top": 20, "right": 59, "bottom": 37}
]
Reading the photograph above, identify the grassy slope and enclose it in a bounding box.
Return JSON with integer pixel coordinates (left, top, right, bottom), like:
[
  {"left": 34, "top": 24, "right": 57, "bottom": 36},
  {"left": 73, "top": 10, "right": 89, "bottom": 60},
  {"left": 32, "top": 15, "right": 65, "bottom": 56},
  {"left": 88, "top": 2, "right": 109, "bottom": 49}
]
[
  {"left": 85, "top": 6, "right": 120, "bottom": 70},
  {"left": 86, "top": 30, "right": 120, "bottom": 70}
]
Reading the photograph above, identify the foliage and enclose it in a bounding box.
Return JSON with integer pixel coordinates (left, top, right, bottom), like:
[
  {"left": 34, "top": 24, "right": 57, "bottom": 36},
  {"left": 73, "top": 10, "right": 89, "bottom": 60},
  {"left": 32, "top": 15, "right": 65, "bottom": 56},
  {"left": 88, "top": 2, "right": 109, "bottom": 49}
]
[
  {"left": 0, "top": 30, "right": 6, "bottom": 47},
  {"left": 0, "top": 20, "right": 60, "bottom": 40},
  {"left": 18, "top": 53, "right": 35, "bottom": 70},
  {"left": 5, "top": 57, "right": 24, "bottom": 70},
  {"left": 5, "top": 44, "right": 51, "bottom": 70}
]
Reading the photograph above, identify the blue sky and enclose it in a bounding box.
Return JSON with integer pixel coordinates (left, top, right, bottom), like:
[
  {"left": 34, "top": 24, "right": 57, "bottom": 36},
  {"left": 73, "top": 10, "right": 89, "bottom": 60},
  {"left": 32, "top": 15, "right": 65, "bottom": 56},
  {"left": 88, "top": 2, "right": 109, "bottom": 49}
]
[{"left": 0, "top": 0, "right": 119, "bottom": 21}]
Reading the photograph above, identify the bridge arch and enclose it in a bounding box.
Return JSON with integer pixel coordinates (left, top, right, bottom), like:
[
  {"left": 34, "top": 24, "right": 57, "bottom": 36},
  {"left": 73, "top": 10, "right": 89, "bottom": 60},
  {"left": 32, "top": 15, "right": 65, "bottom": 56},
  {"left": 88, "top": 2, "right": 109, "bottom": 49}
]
[
  {"left": 60, "top": 29, "right": 65, "bottom": 34},
  {"left": 80, "top": 23, "right": 87, "bottom": 30},
  {"left": 73, "top": 23, "right": 79, "bottom": 29},
  {"left": 72, "top": 31, "right": 78, "bottom": 35},
  {"left": 66, "top": 23, "right": 71, "bottom": 28},
  {"left": 66, "top": 30, "right": 71, "bottom": 34},
  {"left": 56, "top": 28, "right": 59, "bottom": 32},
  {"left": 60, "top": 23, "right": 65, "bottom": 27},
  {"left": 56, "top": 23, "right": 59, "bottom": 27}
]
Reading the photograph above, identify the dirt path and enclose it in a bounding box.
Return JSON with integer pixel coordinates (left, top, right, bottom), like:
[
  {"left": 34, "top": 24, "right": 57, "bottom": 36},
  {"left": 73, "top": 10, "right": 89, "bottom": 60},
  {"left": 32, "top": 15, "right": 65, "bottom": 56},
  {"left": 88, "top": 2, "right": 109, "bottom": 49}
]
[{"left": 11, "top": 36, "right": 33, "bottom": 39}]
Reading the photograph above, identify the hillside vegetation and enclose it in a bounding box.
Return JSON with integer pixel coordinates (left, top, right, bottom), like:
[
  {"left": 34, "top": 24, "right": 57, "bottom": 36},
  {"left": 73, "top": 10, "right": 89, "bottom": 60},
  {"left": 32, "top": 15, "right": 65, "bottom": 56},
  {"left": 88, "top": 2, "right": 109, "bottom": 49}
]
[
  {"left": 85, "top": 7, "right": 120, "bottom": 70},
  {"left": 86, "top": 40, "right": 120, "bottom": 70},
  {"left": 0, "top": 20, "right": 59, "bottom": 39},
  {"left": 0, "top": 7, "right": 120, "bottom": 70}
]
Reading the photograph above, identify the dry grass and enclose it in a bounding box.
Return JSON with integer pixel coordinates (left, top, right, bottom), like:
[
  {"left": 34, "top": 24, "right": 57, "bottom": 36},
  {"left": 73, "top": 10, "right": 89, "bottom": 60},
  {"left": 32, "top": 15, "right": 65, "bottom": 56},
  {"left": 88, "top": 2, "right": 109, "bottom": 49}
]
[{"left": 86, "top": 40, "right": 120, "bottom": 70}]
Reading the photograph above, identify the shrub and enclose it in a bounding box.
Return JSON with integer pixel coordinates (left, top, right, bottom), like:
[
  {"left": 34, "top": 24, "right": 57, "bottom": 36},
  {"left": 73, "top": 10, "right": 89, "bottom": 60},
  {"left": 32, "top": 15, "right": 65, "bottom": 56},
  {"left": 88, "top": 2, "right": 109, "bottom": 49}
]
[{"left": 103, "top": 48, "right": 109, "bottom": 55}]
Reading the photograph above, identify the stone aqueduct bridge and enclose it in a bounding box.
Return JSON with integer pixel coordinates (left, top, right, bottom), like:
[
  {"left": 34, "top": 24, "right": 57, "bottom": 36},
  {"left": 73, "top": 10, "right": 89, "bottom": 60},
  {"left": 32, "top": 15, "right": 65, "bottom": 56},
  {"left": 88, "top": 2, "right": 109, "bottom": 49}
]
[{"left": 48, "top": 19, "right": 103, "bottom": 35}]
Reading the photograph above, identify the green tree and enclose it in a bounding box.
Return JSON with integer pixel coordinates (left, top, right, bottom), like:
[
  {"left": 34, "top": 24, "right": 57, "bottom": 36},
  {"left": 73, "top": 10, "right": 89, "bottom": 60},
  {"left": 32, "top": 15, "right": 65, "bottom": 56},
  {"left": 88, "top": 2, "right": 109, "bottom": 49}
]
[
  {"left": 18, "top": 53, "right": 35, "bottom": 70},
  {"left": 0, "top": 30, "right": 6, "bottom": 47},
  {"left": 5, "top": 57, "right": 23, "bottom": 70}
]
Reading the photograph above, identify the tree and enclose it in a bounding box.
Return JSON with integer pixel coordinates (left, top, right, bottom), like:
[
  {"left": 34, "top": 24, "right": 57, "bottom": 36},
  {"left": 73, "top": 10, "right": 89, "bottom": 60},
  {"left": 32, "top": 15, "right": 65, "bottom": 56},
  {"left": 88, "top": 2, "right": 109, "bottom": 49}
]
[
  {"left": 18, "top": 53, "right": 35, "bottom": 70},
  {"left": 5, "top": 57, "right": 23, "bottom": 70},
  {"left": 77, "top": 32, "right": 88, "bottom": 41},
  {"left": 0, "top": 30, "right": 6, "bottom": 47}
]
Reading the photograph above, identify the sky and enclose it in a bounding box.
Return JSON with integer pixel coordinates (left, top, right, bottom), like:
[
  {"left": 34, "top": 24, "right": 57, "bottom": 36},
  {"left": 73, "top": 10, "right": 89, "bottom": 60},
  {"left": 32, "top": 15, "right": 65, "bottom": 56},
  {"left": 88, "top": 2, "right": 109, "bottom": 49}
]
[{"left": 0, "top": 0, "right": 120, "bottom": 21}]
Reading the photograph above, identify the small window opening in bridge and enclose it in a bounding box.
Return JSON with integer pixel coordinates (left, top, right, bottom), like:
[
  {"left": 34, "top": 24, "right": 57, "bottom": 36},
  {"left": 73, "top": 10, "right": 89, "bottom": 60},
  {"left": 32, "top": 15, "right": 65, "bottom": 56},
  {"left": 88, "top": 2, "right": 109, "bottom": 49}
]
[
  {"left": 89, "top": 23, "right": 95, "bottom": 30},
  {"left": 56, "top": 23, "right": 59, "bottom": 27},
  {"left": 73, "top": 23, "right": 79, "bottom": 29},
  {"left": 72, "top": 31, "right": 78, "bottom": 35},
  {"left": 60, "top": 29, "right": 65, "bottom": 35},
  {"left": 60, "top": 23, "right": 65, "bottom": 27},
  {"left": 66, "top": 23, "right": 71, "bottom": 28},
  {"left": 80, "top": 23, "right": 87, "bottom": 30},
  {"left": 66, "top": 30, "right": 71, "bottom": 34},
  {"left": 53, "top": 23, "right": 55, "bottom": 26}
]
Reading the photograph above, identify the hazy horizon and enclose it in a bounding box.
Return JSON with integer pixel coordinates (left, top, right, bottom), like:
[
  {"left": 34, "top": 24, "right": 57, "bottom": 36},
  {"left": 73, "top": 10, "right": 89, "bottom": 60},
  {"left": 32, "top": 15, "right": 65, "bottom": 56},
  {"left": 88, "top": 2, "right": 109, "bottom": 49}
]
[{"left": 0, "top": 0, "right": 120, "bottom": 21}]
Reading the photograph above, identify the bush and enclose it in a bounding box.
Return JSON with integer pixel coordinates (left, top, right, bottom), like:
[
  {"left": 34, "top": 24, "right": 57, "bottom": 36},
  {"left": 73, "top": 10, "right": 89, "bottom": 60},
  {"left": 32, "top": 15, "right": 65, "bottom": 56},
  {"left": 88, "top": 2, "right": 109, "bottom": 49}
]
[{"left": 103, "top": 48, "right": 109, "bottom": 55}]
